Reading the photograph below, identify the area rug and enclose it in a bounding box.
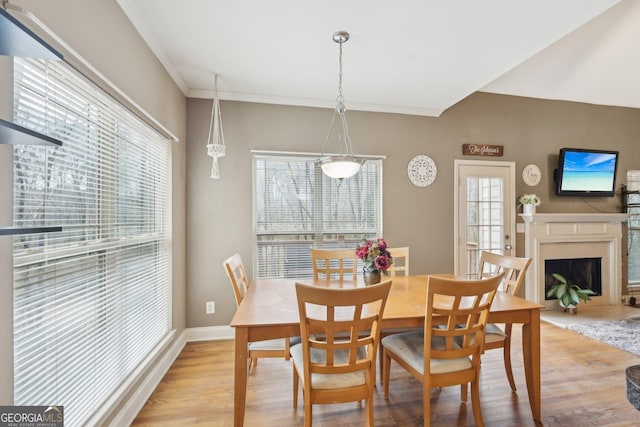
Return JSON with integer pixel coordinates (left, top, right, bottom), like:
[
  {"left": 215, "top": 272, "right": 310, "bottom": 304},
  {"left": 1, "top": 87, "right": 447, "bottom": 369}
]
[{"left": 565, "top": 317, "right": 640, "bottom": 356}]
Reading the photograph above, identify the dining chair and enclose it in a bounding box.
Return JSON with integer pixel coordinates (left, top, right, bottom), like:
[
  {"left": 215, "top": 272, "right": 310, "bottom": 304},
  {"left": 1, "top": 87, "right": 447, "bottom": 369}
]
[
  {"left": 474, "top": 251, "right": 532, "bottom": 395},
  {"left": 387, "top": 246, "right": 410, "bottom": 277},
  {"left": 310, "top": 248, "right": 358, "bottom": 280},
  {"left": 290, "top": 280, "right": 392, "bottom": 427},
  {"left": 223, "top": 253, "right": 294, "bottom": 370},
  {"left": 382, "top": 273, "right": 503, "bottom": 427},
  {"left": 377, "top": 246, "right": 411, "bottom": 377}
]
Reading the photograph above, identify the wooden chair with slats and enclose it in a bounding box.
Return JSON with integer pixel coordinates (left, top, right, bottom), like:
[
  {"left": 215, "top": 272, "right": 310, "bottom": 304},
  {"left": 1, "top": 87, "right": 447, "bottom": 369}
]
[
  {"left": 378, "top": 246, "right": 412, "bottom": 378},
  {"left": 223, "top": 253, "right": 294, "bottom": 370},
  {"left": 382, "top": 273, "right": 503, "bottom": 427},
  {"left": 291, "top": 280, "right": 392, "bottom": 427},
  {"left": 471, "top": 251, "right": 532, "bottom": 396},
  {"left": 310, "top": 248, "right": 358, "bottom": 280},
  {"left": 387, "top": 246, "right": 410, "bottom": 277}
]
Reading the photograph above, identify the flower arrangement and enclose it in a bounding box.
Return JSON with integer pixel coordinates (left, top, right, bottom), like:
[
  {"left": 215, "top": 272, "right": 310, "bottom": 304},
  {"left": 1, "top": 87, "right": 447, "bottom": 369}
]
[
  {"left": 519, "top": 194, "right": 541, "bottom": 207},
  {"left": 355, "top": 238, "right": 393, "bottom": 273}
]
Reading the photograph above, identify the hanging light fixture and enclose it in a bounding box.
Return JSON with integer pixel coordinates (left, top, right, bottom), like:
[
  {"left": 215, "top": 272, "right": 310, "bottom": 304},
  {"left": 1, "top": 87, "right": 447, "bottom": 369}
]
[
  {"left": 317, "top": 31, "right": 364, "bottom": 179},
  {"left": 206, "top": 74, "right": 225, "bottom": 179}
]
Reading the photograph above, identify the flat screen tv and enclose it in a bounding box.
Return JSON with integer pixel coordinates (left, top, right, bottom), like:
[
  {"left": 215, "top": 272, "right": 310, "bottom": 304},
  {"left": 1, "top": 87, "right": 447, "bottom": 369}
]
[{"left": 555, "top": 148, "right": 619, "bottom": 197}]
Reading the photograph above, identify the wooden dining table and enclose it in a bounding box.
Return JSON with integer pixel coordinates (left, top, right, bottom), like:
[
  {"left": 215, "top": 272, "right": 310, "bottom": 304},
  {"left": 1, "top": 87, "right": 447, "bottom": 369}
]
[{"left": 230, "top": 274, "right": 544, "bottom": 426}]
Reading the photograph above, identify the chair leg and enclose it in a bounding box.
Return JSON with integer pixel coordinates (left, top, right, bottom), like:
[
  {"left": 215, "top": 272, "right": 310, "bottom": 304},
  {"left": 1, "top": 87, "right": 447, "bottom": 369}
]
[
  {"left": 292, "top": 365, "right": 299, "bottom": 409},
  {"left": 470, "top": 379, "right": 484, "bottom": 427},
  {"left": 378, "top": 341, "right": 384, "bottom": 384},
  {"left": 503, "top": 326, "right": 517, "bottom": 392},
  {"left": 460, "top": 383, "right": 468, "bottom": 402},
  {"left": 383, "top": 349, "right": 392, "bottom": 398},
  {"left": 303, "top": 394, "right": 312, "bottom": 427},
  {"left": 423, "top": 382, "right": 431, "bottom": 427}
]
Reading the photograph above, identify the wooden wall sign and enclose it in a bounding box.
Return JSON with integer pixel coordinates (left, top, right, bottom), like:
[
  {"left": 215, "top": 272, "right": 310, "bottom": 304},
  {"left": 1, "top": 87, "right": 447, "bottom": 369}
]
[{"left": 462, "top": 144, "right": 503, "bottom": 157}]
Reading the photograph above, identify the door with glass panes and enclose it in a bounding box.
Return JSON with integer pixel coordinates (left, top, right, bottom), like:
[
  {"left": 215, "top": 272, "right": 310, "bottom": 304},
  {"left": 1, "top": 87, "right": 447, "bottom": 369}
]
[{"left": 454, "top": 160, "right": 516, "bottom": 278}]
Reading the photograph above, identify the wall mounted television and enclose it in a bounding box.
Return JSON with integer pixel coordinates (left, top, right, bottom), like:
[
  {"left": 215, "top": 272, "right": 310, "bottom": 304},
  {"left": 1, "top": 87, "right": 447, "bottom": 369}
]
[{"left": 555, "top": 148, "right": 619, "bottom": 197}]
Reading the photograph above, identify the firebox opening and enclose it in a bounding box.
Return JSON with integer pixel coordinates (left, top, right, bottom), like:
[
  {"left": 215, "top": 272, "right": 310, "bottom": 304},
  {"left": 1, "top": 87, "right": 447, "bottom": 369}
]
[{"left": 544, "top": 257, "right": 602, "bottom": 300}]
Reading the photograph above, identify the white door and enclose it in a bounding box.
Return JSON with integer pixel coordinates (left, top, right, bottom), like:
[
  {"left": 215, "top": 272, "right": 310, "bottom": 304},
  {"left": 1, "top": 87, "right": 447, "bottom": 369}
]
[{"left": 454, "top": 160, "right": 516, "bottom": 278}]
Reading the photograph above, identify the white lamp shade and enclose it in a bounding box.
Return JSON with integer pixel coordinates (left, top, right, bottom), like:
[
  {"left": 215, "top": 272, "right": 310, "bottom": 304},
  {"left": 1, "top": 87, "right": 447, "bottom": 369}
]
[{"left": 319, "top": 156, "right": 363, "bottom": 179}]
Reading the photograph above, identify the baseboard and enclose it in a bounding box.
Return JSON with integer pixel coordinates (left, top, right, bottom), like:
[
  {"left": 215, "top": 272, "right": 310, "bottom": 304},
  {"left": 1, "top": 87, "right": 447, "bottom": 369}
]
[{"left": 185, "top": 325, "right": 234, "bottom": 341}]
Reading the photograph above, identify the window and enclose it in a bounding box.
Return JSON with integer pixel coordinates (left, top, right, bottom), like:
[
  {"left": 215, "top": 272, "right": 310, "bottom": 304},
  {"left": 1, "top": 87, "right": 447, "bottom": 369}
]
[
  {"left": 12, "top": 57, "right": 171, "bottom": 426},
  {"left": 627, "top": 171, "right": 640, "bottom": 286},
  {"left": 253, "top": 153, "right": 383, "bottom": 278}
]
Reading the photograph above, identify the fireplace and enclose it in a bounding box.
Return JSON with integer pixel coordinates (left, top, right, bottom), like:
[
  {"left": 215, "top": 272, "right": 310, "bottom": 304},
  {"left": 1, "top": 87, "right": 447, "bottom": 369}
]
[
  {"left": 544, "top": 257, "right": 602, "bottom": 300},
  {"left": 521, "top": 213, "right": 628, "bottom": 308}
]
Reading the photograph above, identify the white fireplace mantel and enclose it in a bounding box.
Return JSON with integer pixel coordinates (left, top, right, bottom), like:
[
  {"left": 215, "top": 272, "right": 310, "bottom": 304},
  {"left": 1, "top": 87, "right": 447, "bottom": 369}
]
[
  {"left": 521, "top": 213, "right": 629, "bottom": 224},
  {"left": 522, "top": 213, "right": 629, "bottom": 307}
]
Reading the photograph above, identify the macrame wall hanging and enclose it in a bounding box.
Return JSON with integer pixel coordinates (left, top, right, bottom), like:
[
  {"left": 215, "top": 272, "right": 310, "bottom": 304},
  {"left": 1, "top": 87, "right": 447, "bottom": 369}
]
[{"left": 206, "top": 74, "right": 225, "bottom": 179}]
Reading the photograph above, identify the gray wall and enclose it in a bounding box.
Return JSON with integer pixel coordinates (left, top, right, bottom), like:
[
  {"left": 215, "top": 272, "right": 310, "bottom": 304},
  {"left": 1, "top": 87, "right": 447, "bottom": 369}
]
[
  {"left": 187, "top": 93, "right": 640, "bottom": 327},
  {"left": 1, "top": 0, "right": 187, "bottom": 408}
]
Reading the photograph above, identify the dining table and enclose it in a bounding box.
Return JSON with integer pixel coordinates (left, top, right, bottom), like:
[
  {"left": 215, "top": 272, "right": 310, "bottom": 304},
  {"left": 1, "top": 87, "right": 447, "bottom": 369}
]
[{"left": 230, "top": 274, "right": 544, "bottom": 427}]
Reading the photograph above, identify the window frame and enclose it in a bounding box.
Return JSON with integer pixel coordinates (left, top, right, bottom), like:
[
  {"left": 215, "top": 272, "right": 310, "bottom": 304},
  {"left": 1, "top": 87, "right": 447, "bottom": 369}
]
[
  {"left": 11, "top": 56, "right": 172, "bottom": 427},
  {"left": 252, "top": 151, "right": 384, "bottom": 279}
]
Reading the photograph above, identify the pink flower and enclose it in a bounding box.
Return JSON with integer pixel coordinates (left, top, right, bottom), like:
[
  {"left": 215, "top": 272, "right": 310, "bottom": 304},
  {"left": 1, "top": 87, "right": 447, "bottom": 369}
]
[{"left": 375, "top": 255, "right": 390, "bottom": 270}]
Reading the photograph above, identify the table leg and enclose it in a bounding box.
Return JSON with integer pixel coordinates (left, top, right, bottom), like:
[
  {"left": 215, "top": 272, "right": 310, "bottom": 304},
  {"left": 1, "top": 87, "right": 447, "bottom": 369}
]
[
  {"left": 234, "top": 327, "right": 248, "bottom": 427},
  {"left": 522, "top": 310, "right": 541, "bottom": 422}
]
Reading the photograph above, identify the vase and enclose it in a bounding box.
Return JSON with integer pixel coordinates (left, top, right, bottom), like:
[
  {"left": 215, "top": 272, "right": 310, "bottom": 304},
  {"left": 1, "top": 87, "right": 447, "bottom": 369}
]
[
  {"left": 363, "top": 269, "right": 381, "bottom": 286},
  {"left": 559, "top": 300, "right": 578, "bottom": 314},
  {"left": 523, "top": 204, "right": 536, "bottom": 215}
]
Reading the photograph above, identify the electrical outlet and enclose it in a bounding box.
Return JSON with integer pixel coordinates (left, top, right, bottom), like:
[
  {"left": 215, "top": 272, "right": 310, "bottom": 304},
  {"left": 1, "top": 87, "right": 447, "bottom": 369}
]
[{"left": 206, "top": 301, "right": 215, "bottom": 314}]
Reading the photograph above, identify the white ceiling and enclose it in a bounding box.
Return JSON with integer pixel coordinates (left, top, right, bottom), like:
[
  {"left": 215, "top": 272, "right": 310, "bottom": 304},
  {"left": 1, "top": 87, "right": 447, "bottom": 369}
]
[{"left": 117, "top": 0, "right": 640, "bottom": 117}]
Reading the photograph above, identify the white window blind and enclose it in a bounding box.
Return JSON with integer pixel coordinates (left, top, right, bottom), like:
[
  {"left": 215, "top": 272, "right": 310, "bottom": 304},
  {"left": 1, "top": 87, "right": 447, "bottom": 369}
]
[
  {"left": 12, "top": 57, "right": 171, "bottom": 427},
  {"left": 253, "top": 153, "right": 382, "bottom": 278},
  {"left": 627, "top": 170, "right": 640, "bottom": 286}
]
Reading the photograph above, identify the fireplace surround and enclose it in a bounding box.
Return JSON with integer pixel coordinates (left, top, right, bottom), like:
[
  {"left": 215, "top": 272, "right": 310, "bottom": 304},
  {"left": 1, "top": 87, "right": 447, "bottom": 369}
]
[{"left": 521, "top": 213, "right": 629, "bottom": 309}]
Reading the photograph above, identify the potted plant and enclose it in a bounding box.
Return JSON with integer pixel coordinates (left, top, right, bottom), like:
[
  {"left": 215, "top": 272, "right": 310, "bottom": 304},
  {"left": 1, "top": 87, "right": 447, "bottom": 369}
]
[
  {"left": 546, "top": 272, "right": 596, "bottom": 313},
  {"left": 519, "top": 194, "right": 541, "bottom": 215}
]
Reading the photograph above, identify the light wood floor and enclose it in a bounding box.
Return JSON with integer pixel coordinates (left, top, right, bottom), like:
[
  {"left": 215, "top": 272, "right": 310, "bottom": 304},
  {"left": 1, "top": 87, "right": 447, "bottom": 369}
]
[{"left": 132, "top": 321, "right": 640, "bottom": 426}]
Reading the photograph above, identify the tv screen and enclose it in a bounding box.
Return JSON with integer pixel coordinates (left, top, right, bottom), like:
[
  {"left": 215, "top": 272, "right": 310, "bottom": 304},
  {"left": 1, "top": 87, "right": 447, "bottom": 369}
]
[{"left": 555, "top": 148, "right": 618, "bottom": 197}]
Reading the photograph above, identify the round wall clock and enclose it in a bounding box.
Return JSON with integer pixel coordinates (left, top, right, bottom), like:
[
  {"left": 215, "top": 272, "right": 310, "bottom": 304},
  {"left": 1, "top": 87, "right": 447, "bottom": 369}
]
[
  {"left": 522, "top": 164, "right": 541, "bottom": 187},
  {"left": 407, "top": 155, "right": 437, "bottom": 187}
]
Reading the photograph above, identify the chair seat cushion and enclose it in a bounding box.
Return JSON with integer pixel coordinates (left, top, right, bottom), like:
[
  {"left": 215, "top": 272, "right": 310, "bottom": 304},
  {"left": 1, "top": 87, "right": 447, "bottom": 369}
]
[
  {"left": 382, "top": 331, "right": 471, "bottom": 374},
  {"left": 249, "top": 338, "right": 287, "bottom": 351},
  {"left": 290, "top": 343, "right": 367, "bottom": 390},
  {"left": 484, "top": 323, "right": 507, "bottom": 344}
]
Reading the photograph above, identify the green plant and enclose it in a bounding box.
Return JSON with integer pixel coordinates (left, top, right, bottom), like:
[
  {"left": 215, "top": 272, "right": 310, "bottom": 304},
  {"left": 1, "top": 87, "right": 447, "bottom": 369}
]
[
  {"left": 546, "top": 273, "right": 596, "bottom": 307},
  {"left": 518, "top": 193, "right": 541, "bottom": 207}
]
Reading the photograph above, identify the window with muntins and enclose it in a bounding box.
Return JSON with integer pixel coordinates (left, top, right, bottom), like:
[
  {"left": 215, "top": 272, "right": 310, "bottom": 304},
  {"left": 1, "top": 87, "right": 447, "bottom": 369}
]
[
  {"left": 627, "top": 170, "right": 640, "bottom": 286},
  {"left": 12, "top": 57, "right": 171, "bottom": 427},
  {"left": 253, "top": 153, "right": 382, "bottom": 279}
]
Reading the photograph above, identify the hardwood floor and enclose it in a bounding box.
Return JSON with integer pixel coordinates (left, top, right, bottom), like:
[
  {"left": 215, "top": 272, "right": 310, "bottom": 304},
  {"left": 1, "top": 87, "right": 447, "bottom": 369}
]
[{"left": 132, "top": 321, "right": 640, "bottom": 426}]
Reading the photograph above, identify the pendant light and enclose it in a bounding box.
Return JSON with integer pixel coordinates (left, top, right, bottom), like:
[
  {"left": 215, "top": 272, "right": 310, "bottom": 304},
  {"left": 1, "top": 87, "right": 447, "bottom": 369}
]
[
  {"left": 206, "top": 74, "right": 225, "bottom": 179},
  {"left": 317, "top": 31, "right": 364, "bottom": 179}
]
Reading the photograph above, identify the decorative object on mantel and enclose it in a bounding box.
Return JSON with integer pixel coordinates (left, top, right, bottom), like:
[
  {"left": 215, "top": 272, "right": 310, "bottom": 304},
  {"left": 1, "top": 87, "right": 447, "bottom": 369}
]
[
  {"left": 407, "top": 155, "right": 437, "bottom": 187},
  {"left": 206, "top": 74, "right": 225, "bottom": 179},
  {"left": 522, "top": 164, "right": 541, "bottom": 187},
  {"left": 355, "top": 238, "right": 393, "bottom": 286},
  {"left": 519, "top": 193, "right": 541, "bottom": 215},
  {"left": 546, "top": 272, "right": 596, "bottom": 314},
  {"left": 317, "top": 31, "right": 364, "bottom": 179},
  {"left": 462, "top": 143, "right": 503, "bottom": 157}
]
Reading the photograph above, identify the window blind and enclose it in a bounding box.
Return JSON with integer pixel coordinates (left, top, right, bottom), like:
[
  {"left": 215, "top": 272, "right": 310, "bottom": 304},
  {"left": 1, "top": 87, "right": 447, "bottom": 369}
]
[
  {"left": 253, "top": 153, "right": 382, "bottom": 278},
  {"left": 12, "top": 57, "right": 171, "bottom": 427},
  {"left": 627, "top": 171, "right": 640, "bottom": 286}
]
